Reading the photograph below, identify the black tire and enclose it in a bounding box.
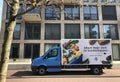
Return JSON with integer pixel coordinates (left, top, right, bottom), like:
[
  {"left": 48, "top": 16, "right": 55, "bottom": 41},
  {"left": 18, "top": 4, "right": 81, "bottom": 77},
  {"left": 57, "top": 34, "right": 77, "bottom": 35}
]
[
  {"left": 38, "top": 67, "right": 47, "bottom": 75},
  {"left": 92, "top": 67, "right": 101, "bottom": 75}
]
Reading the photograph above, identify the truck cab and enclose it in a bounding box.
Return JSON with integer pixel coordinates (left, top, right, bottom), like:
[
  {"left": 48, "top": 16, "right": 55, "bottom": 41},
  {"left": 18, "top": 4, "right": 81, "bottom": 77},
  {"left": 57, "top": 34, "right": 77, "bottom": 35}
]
[{"left": 31, "top": 46, "right": 61, "bottom": 75}]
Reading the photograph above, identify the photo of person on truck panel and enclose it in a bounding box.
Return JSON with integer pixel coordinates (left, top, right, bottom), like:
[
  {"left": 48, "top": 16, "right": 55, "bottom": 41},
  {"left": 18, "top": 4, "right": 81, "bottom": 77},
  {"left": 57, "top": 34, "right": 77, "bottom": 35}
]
[{"left": 62, "top": 40, "right": 83, "bottom": 65}]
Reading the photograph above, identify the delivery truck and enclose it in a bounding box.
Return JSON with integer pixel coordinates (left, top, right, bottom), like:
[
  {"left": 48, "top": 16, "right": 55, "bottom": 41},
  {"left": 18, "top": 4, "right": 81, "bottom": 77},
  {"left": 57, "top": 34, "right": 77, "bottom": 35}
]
[{"left": 31, "top": 39, "right": 113, "bottom": 75}]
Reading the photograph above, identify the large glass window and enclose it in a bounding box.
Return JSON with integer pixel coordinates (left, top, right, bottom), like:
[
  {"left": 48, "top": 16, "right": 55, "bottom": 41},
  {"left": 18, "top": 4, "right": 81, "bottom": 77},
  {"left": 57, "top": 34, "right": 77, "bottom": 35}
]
[
  {"left": 10, "top": 44, "right": 19, "bottom": 58},
  {"left": 25, "top": 23, "right": 40, "bottom": 40},
  {"left": 101, "top": 0, "right": 107, "bottom": 2},
  {"left": 5, "top": 23, "right": 21, "bottom": 40},
  {"left": 101, "top": 0, "right": 115, "bottom": 2},
  {"left": 92, "top": 0, "right": 98, "bottom": 2},
  {"left": 45, "top": 5, "right": 61, "bottom": 20},
  {"left": 45, "top": 24, "right": 61, "bottom": 40},
  {"left": 118, "top": 0, "right": 120, "bottom": 2},
  {"left": 102, "top": 5, "right": 117, "bottom": 20},
  {"left": 84, "top": 24, "right": 99, "bottom": 39},
  {"left": 26, "top": 4, "right": 39, "bottom": 13},
  {"left": 83, "top": 6, "right": 98, "bottom": 20},
  {"left": 108, "top": 0, "right": 116, "bottom": 2},
  {"left": 112, "top": 44, "right": 120, "bottom": 60},
  {"left": 103, "top": 24, "right": 119, "bottom": 40},
  {"left": 64, "top": 5, "right": 80, "bottom": 20},
  {"left": 65, "top": 24, "right": 80, "bottom": 39},
  {"left": 24, "top": 44, "right": 40, "bottom": 59},
  {"left": 6, "top": 4, "right": 23, "bottom": 19},
  {"left": 83, "top": 0, "right": 89, "bottom": 2},
  {"left": 13, "top": 23, "right": 21, "bottom": 40}
]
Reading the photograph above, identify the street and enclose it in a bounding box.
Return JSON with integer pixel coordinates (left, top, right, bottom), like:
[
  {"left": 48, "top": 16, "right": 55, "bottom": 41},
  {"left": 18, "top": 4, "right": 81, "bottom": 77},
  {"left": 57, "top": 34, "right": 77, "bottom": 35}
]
[{"left": 7, "top": 69, "right": 120, "bottom": 82}]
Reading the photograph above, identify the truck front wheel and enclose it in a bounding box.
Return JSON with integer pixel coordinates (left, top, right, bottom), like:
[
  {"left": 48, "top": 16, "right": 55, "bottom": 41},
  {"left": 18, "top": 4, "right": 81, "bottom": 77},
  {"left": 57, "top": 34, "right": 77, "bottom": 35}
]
[
  {"left": 91, "top": 67, "right": 102, "bottom": 75},
  {"left": 38, "top": 67, "right": 47, "bottom": 75}
]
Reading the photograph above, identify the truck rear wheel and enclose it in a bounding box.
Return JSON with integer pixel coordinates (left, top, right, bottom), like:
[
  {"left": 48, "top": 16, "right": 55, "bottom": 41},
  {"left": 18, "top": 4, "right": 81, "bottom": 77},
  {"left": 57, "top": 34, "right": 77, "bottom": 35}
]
[
  {"left": 38, "top": 67, "right": 47, "bottom": 75},
  {"left": 91, "top": 67, "right": 101, "bottom": 75}
]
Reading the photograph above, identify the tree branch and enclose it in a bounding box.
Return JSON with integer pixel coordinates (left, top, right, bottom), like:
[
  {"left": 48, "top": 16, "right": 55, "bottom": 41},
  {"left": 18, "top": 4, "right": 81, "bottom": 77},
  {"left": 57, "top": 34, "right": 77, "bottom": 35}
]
[
  {"left": 4, "top": 0, "right": 11, "bottom": 7},
  {"left": 16, "top": 6, "right": 36, "bottom": 16},
  {"left": 16, "top": 0, "right": 43, "bottom": 16}
]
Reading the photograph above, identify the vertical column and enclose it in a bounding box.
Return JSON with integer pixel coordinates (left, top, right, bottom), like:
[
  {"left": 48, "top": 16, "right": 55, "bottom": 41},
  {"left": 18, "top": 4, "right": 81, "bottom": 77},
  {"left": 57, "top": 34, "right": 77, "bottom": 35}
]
[
  {"left": 41, "top": 7, "right": 45, "bottom": 40},
  {"left": 81, "top": 24, "right": 84, "bottom": 39},
  {"left": 40, "top": 7, "right": 45, "bottom": 56},
  {"left": 19, "top": 21, "right": 25, "bottom": 59},
  {"left": 98, "top": 4, "right": 104, "bottom": 39},
  {"left": 61, "top": 5, "right": 65, "bottom": 39},
  {"left": 40, "top": 43, "right": 44, "bottom": 56},
  {"left": 80, "top": 5, "right": 84, "bottom": 39},
  {"left": 0, "top": 2, "right": 7, "bottom": 60},
  {"left": 116, "top": 5, "right": 120, "bottom": 40}
]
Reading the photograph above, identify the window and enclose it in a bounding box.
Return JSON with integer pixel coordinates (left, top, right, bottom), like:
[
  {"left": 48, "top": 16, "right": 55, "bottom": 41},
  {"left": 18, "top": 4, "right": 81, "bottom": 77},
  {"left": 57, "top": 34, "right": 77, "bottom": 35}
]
[
  {"left": 45, "top": 5, "right": 61, "bottom": 20},
  {"left": 83, "top": 0, "right": 89, "bottom": 2},
  {"left": 6, "top": 4, "right": 23, "bottom": 19},
  {"left": 47, "top": 49, "right": 58, "bottom": 58},
  {"left": 10, "top": 44, "right": 19, "bottom": 58},
  {"left": 84, "top": 24, "right": 99, "bottom": 39},
  {"left": 45, "top": 44, "right": 59, "bottom": 52},
  {"left": 45, "top": 24, "right": 61, "bottom": 40},
  {"left": 17, "top": 4, "right": 23, "bottom": 19},
  {"left": 118, "top": 0, "right": 120, "bottom": 2},
  {"left": 92, "top": 0, "right": 98, "bottom": 2},
  {"left": 25, "top": 23, "right": 40, "bottom": 40},
  {"left": 24, "top": 44, "right": 40, "bottom": 59},
  {"left": 103, "top": 24, "right": 119, "bottom": 40},
  {"left": 64, "top": 5, "right": 80, "bottom": 20},
  {"left": 5, "top": 23, "right": 21, "bottom": 40},
  {"left": 108, "top": 0, "right": 116, "bottom": 2},
  {"left": 112, "top": 44, "right": 120, "bottom": 60},
  {"left": 101, "top": 0, "right": 107, "bottom": 2},
  {"left": 83, "top": 6, "right": 98, "bottom": 20},
  {"left": 6, "top": 5, "right": 10, "bottom": 19},
  {"left": 13, "top": 23, "right": 21, "bottom": 40},
  {"left": 102, "top": 5, "right": 117, "bottom": 20},
  {"left": 65, "top": 24, "right": 80, "bottom": 39},
  {"left": 26, "top": 4, "right": 39, "bottom": 13}
]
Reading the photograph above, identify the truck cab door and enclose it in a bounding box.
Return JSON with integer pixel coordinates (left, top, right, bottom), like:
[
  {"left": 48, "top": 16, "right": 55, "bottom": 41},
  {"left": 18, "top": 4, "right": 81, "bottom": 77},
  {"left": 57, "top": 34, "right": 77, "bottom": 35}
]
[{"left": 44, "top": 48, "right": 61, "bottom": 72}]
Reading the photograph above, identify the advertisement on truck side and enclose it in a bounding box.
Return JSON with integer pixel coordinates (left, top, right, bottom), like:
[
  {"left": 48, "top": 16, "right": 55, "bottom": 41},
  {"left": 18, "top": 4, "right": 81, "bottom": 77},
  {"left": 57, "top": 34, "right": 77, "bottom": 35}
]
[{"left": 61, "top": 39, "right": 112, "bottom": 65}]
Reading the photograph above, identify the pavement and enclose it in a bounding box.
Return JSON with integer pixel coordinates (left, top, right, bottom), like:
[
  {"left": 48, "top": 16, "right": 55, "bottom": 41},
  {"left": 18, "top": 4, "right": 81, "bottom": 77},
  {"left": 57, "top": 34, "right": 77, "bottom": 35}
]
[
  {"left": 6, "top": 65, "right": 120, "bottom": 82},
  {"left": 7, "top": 66, "right": 120, "bottom": 78},
  {"left": 6, "top": 68, "right": 120, "bottom": 82}
]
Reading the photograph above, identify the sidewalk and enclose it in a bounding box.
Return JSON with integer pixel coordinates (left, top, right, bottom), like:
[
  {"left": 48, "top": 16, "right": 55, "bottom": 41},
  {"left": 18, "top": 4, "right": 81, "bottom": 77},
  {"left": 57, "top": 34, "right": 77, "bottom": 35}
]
[{"left": 7, "top": 68, "right": 120, "bottom": 78}]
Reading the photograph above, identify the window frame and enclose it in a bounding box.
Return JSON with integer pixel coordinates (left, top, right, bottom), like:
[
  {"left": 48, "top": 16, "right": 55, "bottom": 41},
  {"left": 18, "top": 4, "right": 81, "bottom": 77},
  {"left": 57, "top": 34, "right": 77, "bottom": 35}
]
[
  {"left": 102, "top": 5, "right": 117, "bottom": 20},
  {"left": 24, "top": 43, "right": 40, "bottom": 59},
  {"left": 10, "top": 43, "right": 19, "bottom": 59},
  {"left": 84, "top": 24, "right": 100, "bottom": 39},
  {"left": 45, "top": 5, "right": 61, "bottom": 20},
  {"left": 103, "top": 24, "right": 119, "bottom": 40},
  {"left": 45, "top": 24, "right": 61, "bottom": 40},
  {"left": 112, "top": 44, "right": 120, "bottom": 60},
  {"left": 25, "top": 23, "right": 41, "bottom": 40},
  {"left": 65, "top": 24, "right": 81, "bottom": 39},
  {"left": 64, "top": 5, "right": 80, "bottom": 20},
  {"left": 83, "top": 5, "right": 98, "bottom": 20}
]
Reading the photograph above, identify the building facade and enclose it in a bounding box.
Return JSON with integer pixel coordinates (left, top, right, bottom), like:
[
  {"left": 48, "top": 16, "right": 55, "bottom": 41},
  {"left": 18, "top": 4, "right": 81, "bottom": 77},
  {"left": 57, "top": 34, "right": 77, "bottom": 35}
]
[{"left": 0, "top": 0, "right": 120, "bottom": 65}]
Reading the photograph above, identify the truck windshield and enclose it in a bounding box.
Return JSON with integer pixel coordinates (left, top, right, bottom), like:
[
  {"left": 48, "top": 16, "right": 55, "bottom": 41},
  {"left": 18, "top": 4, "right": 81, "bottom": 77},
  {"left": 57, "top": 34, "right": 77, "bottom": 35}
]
[{"left": 47, "top": 49, "right": 58, "bottom": 58}]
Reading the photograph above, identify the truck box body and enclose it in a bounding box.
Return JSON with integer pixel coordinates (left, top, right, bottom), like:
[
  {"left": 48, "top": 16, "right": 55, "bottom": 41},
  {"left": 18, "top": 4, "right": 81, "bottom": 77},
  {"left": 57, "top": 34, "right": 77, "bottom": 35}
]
[
  {"left": 31, "top": 39, "right": 112, "bottom": 75},
  {"left": 61, "top": 39, "right": 112, "bottom": 65}
]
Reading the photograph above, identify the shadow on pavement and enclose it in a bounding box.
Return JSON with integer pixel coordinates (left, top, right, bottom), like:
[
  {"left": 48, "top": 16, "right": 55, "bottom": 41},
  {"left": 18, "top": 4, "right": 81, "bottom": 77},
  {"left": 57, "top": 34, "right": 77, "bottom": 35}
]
[{"left": 11, "top": 70, "right": 96, "bottom": 77}]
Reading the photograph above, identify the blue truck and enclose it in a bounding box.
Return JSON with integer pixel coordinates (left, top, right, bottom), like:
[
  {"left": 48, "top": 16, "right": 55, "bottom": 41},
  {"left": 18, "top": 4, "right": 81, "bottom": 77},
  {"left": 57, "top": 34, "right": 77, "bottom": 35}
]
[{"left": 31, "top": 39, "right": 112, "bottom": 75}]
